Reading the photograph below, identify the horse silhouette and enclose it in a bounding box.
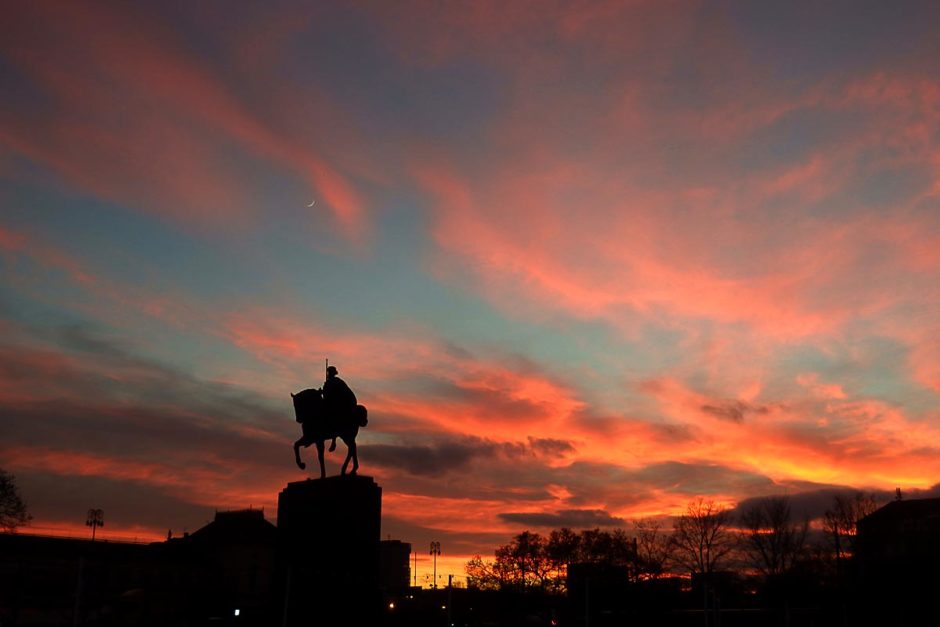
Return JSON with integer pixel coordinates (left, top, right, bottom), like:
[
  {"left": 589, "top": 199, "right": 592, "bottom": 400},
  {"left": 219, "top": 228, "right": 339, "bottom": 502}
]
[{"left": 291, "top": 388, "right": 368, "bottom": 479}]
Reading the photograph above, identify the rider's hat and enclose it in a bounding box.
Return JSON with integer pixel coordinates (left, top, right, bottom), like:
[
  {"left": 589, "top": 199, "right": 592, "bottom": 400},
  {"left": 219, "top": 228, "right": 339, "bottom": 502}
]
[{"left": 326, "top": 365, "right": 338, "bottom": 376}]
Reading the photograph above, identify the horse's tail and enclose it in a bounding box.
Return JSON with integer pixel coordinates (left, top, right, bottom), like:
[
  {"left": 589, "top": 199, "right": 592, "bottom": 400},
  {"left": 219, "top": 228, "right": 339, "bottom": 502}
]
[{"left": 355, "top": 404, "right": 368, "bottom": 428}]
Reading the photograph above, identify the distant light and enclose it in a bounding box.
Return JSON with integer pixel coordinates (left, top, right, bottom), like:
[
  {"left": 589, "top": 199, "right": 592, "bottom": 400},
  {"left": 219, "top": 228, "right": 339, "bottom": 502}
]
[
  {"left": 441, "top": 605, "right": 447, "bottom": 610},
  {"left": 234, "top": 609, "right": 240, "bottom": 617},
  {"left": 388, "top": 602, "right": 395, "bottom": 610}
]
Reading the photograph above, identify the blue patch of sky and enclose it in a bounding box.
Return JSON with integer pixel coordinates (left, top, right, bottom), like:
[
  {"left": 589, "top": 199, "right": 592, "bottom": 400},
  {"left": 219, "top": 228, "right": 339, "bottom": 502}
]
[
  {"left": 844, "top": 159, "right": 932, "bottom": 210},
  {"left": 767, "top": 331, "right": 935, "bottom": 416},
  {"left": 2, "top": 167, "right": 587, "bottom": 384},
  {"left": 731, "top": 107, "right": 861, "bottom": 176},
  {"left": 255, "top": 185, "right": 676, "bottom": 408},
  {"left": 1, "top": 175, "right": 290, "bottom": 373},
  {"left": 0, "top": 52, "right": 55, "bottom": 116},
  {"left": 842, "top": 334, "right": 937, "bottom": 418},
  {"left": 2, "top": 177, "right": 240, "bottom": 301},
  {"left": 0, "top": 290, "right": 87, "bottom": 338},
  {"left": 848, "top": 336, "right": 937, "bottom": 415},
  {"left": 265, "top": 192, "right": 600, "bottom": 365},
  {"left": 763, "top": 342, "right": 842, "bottom": 395},
  {"left": 272, "top": 4, "right": 508, "bottom": 150}
]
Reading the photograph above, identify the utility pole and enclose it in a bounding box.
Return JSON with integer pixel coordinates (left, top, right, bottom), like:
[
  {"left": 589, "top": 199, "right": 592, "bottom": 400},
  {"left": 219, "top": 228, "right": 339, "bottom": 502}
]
[
  {"left": 429, "top": 541, "right": 441, "bottom": 589},
  {"left": 447, "top": 574, "right": 453, "bottom": 626},
  {"left": 413, "top": 549, "right": 418, "bottom": 587},
  {"left": 72, "top": 557, "right": 84, "bottom": 627}
]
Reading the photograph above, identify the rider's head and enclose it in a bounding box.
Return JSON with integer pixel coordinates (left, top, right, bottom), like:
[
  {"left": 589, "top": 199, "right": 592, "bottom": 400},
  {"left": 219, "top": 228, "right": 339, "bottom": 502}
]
[{"left": 326, "top": 365, "right": 338, "bottom": 378}]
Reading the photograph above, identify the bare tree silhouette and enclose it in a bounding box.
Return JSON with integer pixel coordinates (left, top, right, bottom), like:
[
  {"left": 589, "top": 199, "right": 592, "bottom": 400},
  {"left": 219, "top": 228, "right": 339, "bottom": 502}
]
[
  {"left": 0, "top": 469, "right": 31, "bottom": 532},
  {"left": 670, "top": 498, "right": 734, "bottom": 575},
  {"left": 739, "top": 495, "right": 808, "bottom": 577},
  {"left": 823, "top": 492, "right": 878, "bottom": 563},
  {"left": 633, "top": 518, "right": 673, "bottom": 580}
]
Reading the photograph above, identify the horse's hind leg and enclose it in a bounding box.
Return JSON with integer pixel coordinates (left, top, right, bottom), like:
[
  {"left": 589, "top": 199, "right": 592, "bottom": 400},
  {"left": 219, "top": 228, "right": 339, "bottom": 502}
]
[
  {"left": 293, "top": 438, "right": 306, "bottom": 470},
  {"left": 316, "top": 441, "right": 326, "bottom": 479}
]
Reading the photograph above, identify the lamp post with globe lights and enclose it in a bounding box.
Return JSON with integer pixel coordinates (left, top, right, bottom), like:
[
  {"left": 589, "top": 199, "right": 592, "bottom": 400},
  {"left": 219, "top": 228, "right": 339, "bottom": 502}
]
[
  {"left": 429, "top": 541, "right": 441, "bottom": 589},
  {"left": 86, "top": 508, "right": 104, "bottom": 541}
]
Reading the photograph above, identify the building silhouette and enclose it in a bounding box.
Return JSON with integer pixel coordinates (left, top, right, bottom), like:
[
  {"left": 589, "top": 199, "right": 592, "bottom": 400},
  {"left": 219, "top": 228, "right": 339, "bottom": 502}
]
[
  {"left": 379, "top": 539, "right": 412, "bottom": 594},
  {"left": 8, "top": 492, "right": 940, "bottom": 626},
  {"left": 856, "top": 496, "right": 940, "bottom": 623},
  {"left": 0, "top": 477, "right": 392, "bottom": 626}
]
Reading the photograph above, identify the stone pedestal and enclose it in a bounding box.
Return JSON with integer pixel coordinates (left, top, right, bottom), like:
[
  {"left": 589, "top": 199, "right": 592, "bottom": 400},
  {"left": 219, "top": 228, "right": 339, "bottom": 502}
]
[{"left": 276, "top": 475, "right": 382, "bottom": 625}]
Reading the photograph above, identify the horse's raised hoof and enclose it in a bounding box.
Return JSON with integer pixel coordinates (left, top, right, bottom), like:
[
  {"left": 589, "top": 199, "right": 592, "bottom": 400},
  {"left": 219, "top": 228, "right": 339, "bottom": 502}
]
[{"left": 297, "top": 461, "right": 306, "bottom": 470}]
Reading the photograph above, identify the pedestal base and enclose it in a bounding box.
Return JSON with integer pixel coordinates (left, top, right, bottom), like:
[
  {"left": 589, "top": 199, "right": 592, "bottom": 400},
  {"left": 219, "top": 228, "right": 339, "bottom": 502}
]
[{"left": 277, "top": 475, "right": 382, "bottom": 626}]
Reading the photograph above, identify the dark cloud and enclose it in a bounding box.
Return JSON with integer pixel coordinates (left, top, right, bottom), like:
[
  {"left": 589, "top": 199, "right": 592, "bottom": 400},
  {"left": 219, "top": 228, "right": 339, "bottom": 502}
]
[
  {"left": 379, "top": 513, "right": 513, "bottom": 566},
  {"left": 634, "top": 461, "right": 775, "bottom": 495},
  {"left": 364, "top": 435, "right": 576, "bottom": 477},
  {"left": 648, "top": 421, "right": 697, "bottom": 443},
  {"left": 1, "top": 323, "right": 283, "bottom": 430},
  {"left": 432, "top": 378, "right": 557, "bottom": 422},
  {"left": 527, "top": 437, "right": 575, "bottom": 456},
  {"left": 1, "top": 320, "right": 287, "bottom": 427},
  {"left": 367, "top": 467, "right": 554, "bottom": 503},
  {"left": 570, "top": 407, "right": 696, "bottom": 444},
  {"left": 364, "top": 442, "right": 486, "bottom": 476},
  {"left": 54, "top": 323, "right": 136, "bottom": 360},
  {"left": 700, "top": 400, "right": 770, "bottom": 423},
  {"left": 499, "top": 508, "right": 625, "bottom": 528},
  {"left": 16, "top": 470, "right": 216, "bottom": 534},
  {"left": 0, "top": 320, "right": 303, "bottom": 521},
  {"left": 725, "top": 483, "right": 940, "bottom": 522},
  {"left": 1, "top": 400, "right": 289, "bottom": 469},
  {"left": 441, "top": 341, "right": 474, "bottom": 361}
]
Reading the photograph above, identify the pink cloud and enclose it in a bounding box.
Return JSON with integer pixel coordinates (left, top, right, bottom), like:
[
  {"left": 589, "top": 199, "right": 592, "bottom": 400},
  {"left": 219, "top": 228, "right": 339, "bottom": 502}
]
[
  {"left": 406, "top": 65, "right": 940, "bottom": 390},
  {"left": 222, "top": 308, "right": 587, "bottom": 435},
  {"left": 796, "top": 373, "right": 848, "bottom": 400},
  {"left": 1, "top": 2, "right": 368, "bottom": 239},
  {"left": 0, "top": 225, "right": 97, "bottom": 287},
  {"left": 415, "top": 160, "right": 856, "bottom": 339},
  {"left": 910, "top": 339, "right": 940, "bottom": 393}
]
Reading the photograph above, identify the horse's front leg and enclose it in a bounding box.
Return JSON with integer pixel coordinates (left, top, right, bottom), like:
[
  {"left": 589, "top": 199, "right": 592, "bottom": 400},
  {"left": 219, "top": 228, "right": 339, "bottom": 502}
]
[
  {"left": 342, "top": 441, "right": 358, "bottom": 476},
  {"left": 316, "top": 441, "right": 326, "bottom": 479},
  {"left": 293, "top": 438, "right": 306, "bottom": 470}
]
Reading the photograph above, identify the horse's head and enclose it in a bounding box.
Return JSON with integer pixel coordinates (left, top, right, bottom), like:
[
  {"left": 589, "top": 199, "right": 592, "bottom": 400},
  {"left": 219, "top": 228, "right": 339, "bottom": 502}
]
[{"left": 291, "top": 388, "right": 323, "bottom": 423}]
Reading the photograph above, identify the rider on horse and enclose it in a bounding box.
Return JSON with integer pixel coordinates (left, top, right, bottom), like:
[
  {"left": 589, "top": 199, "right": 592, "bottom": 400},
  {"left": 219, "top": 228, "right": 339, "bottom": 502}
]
[
  {"left": 291, "top": 363, "right": 368, "bottom": 478},
  {"left": 322, "top": 365, "right": 357, "bottom": 452}
]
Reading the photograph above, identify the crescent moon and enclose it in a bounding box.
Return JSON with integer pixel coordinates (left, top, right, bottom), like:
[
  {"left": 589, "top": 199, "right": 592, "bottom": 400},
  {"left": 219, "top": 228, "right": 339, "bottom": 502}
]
[{"left": 307, "top": 200, "right": 316, "bottom": 207}]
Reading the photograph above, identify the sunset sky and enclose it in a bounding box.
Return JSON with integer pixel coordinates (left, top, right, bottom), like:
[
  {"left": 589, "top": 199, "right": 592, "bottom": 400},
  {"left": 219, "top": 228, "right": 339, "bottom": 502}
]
[{"left": 3, "top": 1, "right": 940, "bottom": 582}]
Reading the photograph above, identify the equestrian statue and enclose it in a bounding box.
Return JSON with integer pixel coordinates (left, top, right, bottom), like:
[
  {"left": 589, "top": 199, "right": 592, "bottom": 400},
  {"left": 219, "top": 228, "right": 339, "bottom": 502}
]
[{"left": 291, "top": 364, "right": 368, "bottom": 478}]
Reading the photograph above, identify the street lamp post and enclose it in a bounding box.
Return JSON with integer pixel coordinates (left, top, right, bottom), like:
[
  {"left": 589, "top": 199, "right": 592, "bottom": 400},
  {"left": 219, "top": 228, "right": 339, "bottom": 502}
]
[
  {"left": 429, "top": 541, "right": 441, "bottom": 589},
  {"left": 86, "top": 509, "right": 104, "bottom": 542}
]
